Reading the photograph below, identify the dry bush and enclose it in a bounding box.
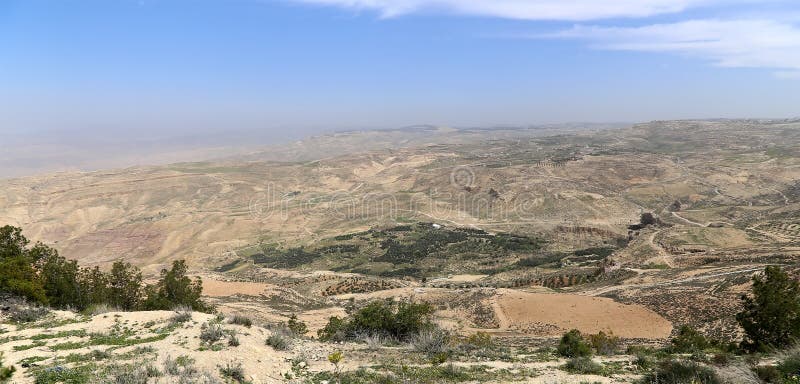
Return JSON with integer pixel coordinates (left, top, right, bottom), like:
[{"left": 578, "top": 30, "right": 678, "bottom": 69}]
[
  {"left": 199, "top": 323, "right": 226, "bottom": 345},
  {"left": 228, "top": 314, "right": 252, "bottom": 328},
  {"left": 464, "top": 332, "right": 493, "bottom": 348},
  {"left": 713, "top": 363, "right": 761, "bottom": 384},
  {"left": 589, "top": 331, "right": 620, "bottom": 355},
  {"left": 227, "top": 331, "right": 240, "bottom": 347},
  {"left": 164, "top": 355, "right": 196, "bottom": 377},
  {"left": 266, "top": 333, "right": 291, "bottom": 351},
  {"left": 411, "top": 329, "right": 450, "bottom": 356},
  {"left": 563, "top": 357, "right": 603, "bottom": 375},
  {"left": 357, "top": 332, "right": 392, "bottom": 351},
  {"left": 171, "top": 305, "right": 193, "bottom": 324}
]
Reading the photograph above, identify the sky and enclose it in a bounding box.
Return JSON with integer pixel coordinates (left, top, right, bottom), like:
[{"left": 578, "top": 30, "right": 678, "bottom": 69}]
[{"left": 1, "top": 0, "right": 799, "bottom": 140}]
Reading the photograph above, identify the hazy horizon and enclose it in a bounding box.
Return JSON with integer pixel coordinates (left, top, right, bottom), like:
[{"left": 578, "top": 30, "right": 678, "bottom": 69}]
[{"left": 2, "top": 0, "right": 800, "bottom": 177}]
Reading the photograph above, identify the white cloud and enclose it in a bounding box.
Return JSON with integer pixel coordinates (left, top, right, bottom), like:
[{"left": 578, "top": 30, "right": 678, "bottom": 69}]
[
  {"left": 548, "top": 19, "right": 800, "bottom": 75},
  {"left": 291, "top": 0, "right": 720, "bottom": 21}
]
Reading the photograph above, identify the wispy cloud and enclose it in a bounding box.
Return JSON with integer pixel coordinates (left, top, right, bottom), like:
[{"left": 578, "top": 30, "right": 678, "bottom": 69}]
[
  {"left": 547, "top": 19, "right": 800, "bottom": 76},
  {"left": 293, "top": 0, "right": 800, "bottom": 77},
  {"left": 291, "top": 0, "right": 722, "bottom": 21}
]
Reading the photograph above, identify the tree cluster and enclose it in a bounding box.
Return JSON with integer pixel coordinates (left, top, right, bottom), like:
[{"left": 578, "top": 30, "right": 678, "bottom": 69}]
[
  {"left": 318, "top": 299, "right": 435, "bottom": 342},
  {"left": 0, "top": 225, "right": 210, "bottom": 313}
]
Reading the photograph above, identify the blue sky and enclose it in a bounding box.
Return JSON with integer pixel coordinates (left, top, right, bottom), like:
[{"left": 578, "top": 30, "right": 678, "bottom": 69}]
[{"left": 1, "top": 0, "right": 799, "bottom": 137}]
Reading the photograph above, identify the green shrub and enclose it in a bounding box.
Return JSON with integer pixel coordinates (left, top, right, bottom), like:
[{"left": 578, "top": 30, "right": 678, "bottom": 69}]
[
  {"left": 39, "top": 250, "right": 86, "bottom": 310},
  {"left": 557, "top": 329, "right": 592, "bottom": 357},
  {"left": 778, "top": 350, "right": 800, "bottom": 377},
  {"left": 219, "top": 362, "right": 246, "bottom": 383},
  {"left": 318, "top": 316, "right": 347, "bottom": 342},
  {"left": 0, "top": 353, "right": 14, "bottom": 383},
  {"left": 563, "top": 357, "right": 603, "bottom": 375},
  {"left": 737, "top": 266, "right": 800, "bottom": 352},
  {"left": 318, "top": 300, "right": 435, "bottom": 342},
  {"left": 670, "top": 325, "right": 709, "bottom": 353},
  {"left": 589, "top": 331, "right": 619, "bottom": 355},
  {"left": 142, "top": 260, "right": 211, "bottom": 312},
  {"left": 0, "top": 226, "right": 47, "bottom": 304},
  {"left": 640, "top": 359, "right": 720, "bottom": 384},
  {"left": 107, "top": 261, "right": 144, "bottom": 311},
  {"left": 755, "top": 365, "right": 782, "bottom": 383},
  {"left": 634, "top": 353, "right": 656, "bottom": 370},
  {"left": 287, "top": 314, "right": 307, "bottom": 336},
  {"left": 429, "top": 352, "right": 449, "bottom": 366},
  {"left": 33, "top": 365, "right": 92, "bottom": 384}
]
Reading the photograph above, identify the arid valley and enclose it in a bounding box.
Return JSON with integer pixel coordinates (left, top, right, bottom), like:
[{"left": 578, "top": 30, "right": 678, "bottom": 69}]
[{"left": 3, "top": 119, "right": 800, "bottom": 383}]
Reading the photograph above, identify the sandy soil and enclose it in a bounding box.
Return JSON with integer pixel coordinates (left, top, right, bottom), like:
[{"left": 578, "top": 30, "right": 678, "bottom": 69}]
[
  {"left": 200, "top": 279, "right": 275, "bottom": 297},
  {"left": 493, "top": 289, "right": 672, "bottom": 338}
]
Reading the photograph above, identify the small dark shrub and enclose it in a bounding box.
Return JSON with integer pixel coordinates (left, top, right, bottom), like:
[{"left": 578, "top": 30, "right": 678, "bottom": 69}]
[
  {"left": 640, "top": 213, "right": 657, "bottom": 226},
  {"left": 287, "top": 314, "right": 307, "bottom": 336},
  {"left": 6, "top": 304, "right": 49, "bottom": 323},
  {"left": 229, "top": 315, "right": 252, "bottom": 328},
  {"left": 144, "top": 365, "right": 162, "bottom": 378},
  {"left": 0, "top": 352, "right": 15, "bottom": 382},
  {"left": 219, "top": 363, "right": 246, "bottom": 383},
  {"left": 228, "top": 332, "right": 240, "bottom": 347},
  {"left": 670, "top": 325, "right": 709, "bottom": 353},
  {"left": 430, "top": 352, "right": 449, "bottom": 366},
  {"left": 710, "top": 352, "right": 731, "bottom": 366},
  {"left": 318, "top": 316, "right": 347, "bottom": 342},
  {"left": 634, "top": 353, "right": 655, "bottom": 370},
  {"left": 778, "top": 350, "right": 800, "bottom": 377},
  {"left": 89, "top": 349, "right": 111, "bottom": 360},
  {"left": 462, "top": 331, "right": 493, "bottom": 350},
  {"left": 589, "top": 331, "right": 620, "bottom": 355},
  {"left": 755, "top": 365, "right": 782, "bottom": 383},
  {"left": 557, "top": 329, "right": 592, "bottom": 357}
]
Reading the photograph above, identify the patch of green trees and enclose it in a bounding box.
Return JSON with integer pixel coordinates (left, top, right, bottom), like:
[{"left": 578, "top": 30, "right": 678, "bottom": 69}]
[
  {"left": 0, "top": 225, "right": 210, "bottom": 312},
  {"left": 318, "top": 299, "right": 435, "bottom": 342},
  {"left": 737, "top": 265, "right": 800, "bottom": 352}
]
